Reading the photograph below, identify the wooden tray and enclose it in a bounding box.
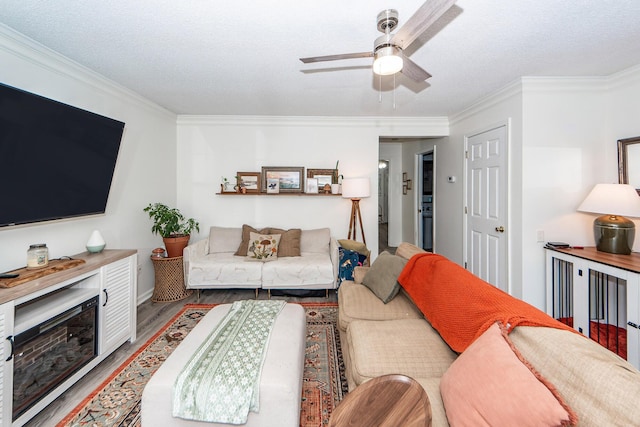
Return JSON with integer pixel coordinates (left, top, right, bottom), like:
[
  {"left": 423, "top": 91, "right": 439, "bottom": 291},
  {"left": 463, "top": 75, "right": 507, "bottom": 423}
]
[{"left": 0, "top": 258, "right": 86, "bottom": 288}]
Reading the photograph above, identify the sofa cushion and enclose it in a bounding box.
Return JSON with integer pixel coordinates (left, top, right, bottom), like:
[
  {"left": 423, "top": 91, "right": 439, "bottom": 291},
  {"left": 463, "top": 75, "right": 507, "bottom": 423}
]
[
  {"left": 510, "top": 325, "right": 640, "bottom": 426},
  {"left": 413, "top": 378, "right": 449, "bottom": 427},
  {"left": 262, "top": 252, "right": 335, "bottom": 288},
  {"left": 266, "top": 227, "right": 301, "bottom": 257},
  {"left": 186, "top": 253, "right": 262, "bottom": 287},
  {"left": 208, "top": 226, "right": 242, "bottom": 254},
  {"left": 300, "top": 228, "right": 330, "bottom": 254},
  {"left": 235, "top": 224, "right": 270, "bottom": 256},
  {"left": 440, "top": 322, "right": 576, "bottom": 426},
  {"left": 337, "top": 281, "right": 423, "bottom": 332},
  {"left": 362, "top": 251, "right": 407, "bottom": 303},
  {"left": 345, "top": 318, "right": 457, "bottom": 386},
  {"left": 246, "top": 232, "right": 281, "bottom": 262}
]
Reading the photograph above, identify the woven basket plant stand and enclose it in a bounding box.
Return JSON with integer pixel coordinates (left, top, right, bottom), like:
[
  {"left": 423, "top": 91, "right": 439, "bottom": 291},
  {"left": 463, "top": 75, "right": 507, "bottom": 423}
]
[{"left": 150, "top": 255, "right": 193, "bottom": 302}]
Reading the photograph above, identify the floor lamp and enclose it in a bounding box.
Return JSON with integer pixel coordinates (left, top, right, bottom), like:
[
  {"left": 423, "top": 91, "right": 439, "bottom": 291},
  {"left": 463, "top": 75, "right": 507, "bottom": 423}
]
[{"left": 342, "top": 178, "right": 370, "bottom": 245}]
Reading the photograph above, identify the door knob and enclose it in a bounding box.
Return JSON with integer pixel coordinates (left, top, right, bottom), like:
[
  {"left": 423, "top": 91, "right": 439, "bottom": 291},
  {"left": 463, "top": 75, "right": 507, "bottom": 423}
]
[{"left": 495, "top": 226, "right": 505, "bottom": 233}]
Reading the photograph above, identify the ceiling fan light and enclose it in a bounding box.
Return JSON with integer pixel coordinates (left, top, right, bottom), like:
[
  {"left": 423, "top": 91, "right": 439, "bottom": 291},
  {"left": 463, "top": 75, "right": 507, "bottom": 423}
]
[{"left": 373, "top": 46, "right": 403, "bottom": 75}]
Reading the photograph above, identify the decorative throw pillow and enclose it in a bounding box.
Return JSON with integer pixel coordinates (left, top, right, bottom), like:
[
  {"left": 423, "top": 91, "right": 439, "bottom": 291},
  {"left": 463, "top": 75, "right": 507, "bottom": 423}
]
[
  {"left": 337, "top": 248, "right": 367, "bottom": 284},
  {"left": 208, "top": 226, "right": 242, "bottom": 254},
  {"left": 300, "top": 228, "right": 331, "bottom": 254},
  {"left": 440, "top": 322, "right": 577, "bottom": 426},
  {"left": 338, "top": 239, "right": 370, "bottom": 266},
  {"left": 235, "top": 224, "right": 269, "bottom": 256},
  {"left": 266, "top": 228, "right": 301, "bottom": 257},
  {"left": 246, "top": 232, "right": 281, "bottom": 262},
  {"left": 361, "top": 251, "right": 407, "bottom": 303}
]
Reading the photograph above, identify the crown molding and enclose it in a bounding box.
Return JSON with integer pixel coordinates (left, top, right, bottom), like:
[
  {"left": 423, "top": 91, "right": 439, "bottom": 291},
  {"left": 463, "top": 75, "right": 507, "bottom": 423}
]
[{"left": 177, "top": 115, "right": 449, "bottom": 135}]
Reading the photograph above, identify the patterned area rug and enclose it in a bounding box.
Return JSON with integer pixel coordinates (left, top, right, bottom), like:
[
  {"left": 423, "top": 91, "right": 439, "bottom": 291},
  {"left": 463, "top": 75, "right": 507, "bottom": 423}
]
[{"left": 57, "top": 302, "right": 346, "bottom": 427}]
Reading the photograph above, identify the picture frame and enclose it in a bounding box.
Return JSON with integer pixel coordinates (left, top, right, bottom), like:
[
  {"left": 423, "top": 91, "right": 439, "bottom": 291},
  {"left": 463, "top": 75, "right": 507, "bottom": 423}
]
[
  {"left": 306, "top": 177, "right": 319, "bottom": 194},
  {"left": 236, "top": 172, "right": 261, "bottom": 193},
  {"left": 402, "top": 172, "right": 408, "bottom": 182},
  {"left": 403, "top": 184, "right": 408, "bottom": 195},
  {"left": 307, "top": 168, "right": 336, "bottom": 188},
  {"left": 406, "top": 179, "right": 412, "bottom": 190},
  {"left": 266, "top": 178, "right": 280, "bottom": 194},
  {"left": 262, "top": 166, "right": 305, "bottom": 193}
]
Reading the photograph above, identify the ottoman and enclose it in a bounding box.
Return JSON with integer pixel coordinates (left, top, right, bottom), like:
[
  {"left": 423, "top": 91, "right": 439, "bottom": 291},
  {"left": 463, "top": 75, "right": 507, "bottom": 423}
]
[{"left": 141, "top": 303, "right": 307, "bottom": 426}]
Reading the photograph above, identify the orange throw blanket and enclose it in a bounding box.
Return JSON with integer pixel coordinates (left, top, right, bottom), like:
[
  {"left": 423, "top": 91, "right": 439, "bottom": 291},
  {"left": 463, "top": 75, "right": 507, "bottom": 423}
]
[{"left": 398, "top": 253, "right": 575, "bottom": 353}]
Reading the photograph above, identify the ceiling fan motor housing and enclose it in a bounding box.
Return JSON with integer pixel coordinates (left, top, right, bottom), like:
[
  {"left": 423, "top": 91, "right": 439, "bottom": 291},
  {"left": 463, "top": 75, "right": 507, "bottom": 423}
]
[{"left": 377, "top": 9, "right": 399, "bottom": 33}]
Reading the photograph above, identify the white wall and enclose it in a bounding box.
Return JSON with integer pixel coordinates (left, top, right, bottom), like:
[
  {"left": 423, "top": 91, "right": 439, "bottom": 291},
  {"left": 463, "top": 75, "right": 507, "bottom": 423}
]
[
  {"left": 176, "top": 116, "right": 449, "bottom": 259},
  {"left": 520, "top": 77, "right": 608, "bottom": 307},
  {"left": 0, "top": 26, "right": 177, "bottom": 303}
]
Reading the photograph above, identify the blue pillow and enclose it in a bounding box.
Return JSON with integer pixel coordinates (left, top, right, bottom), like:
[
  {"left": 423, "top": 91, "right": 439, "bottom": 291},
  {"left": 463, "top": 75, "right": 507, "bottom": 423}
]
[{"left": 338, "top": 247, "right": 367, "bottom": 285}]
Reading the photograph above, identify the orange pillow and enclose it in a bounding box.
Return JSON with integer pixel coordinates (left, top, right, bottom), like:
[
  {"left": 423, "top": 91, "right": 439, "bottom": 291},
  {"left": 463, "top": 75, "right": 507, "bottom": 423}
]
[{"left": 440, "top": 322, "right": 577, "bottom": 426}]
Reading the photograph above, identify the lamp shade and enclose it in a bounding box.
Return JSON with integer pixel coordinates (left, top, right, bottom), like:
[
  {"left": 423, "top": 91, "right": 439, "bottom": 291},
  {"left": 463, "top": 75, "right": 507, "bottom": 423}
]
[
  {"left": 342, "top": 178, "right": 371, "bottom": 199},
  {"left": 577, "top": 184, "right": 640, "bottom": 217}
]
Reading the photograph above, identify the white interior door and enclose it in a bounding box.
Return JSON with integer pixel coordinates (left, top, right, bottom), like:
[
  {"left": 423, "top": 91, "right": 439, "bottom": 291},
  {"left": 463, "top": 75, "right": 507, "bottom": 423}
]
[{"left": 466, "top": 125, "right": 508, "bottom": 291}]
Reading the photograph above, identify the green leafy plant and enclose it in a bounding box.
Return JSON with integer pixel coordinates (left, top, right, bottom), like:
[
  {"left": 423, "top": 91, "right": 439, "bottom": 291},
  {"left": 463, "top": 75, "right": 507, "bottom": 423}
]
[{"left": 143, "top": 203, "right": 199, "bottom": 238}]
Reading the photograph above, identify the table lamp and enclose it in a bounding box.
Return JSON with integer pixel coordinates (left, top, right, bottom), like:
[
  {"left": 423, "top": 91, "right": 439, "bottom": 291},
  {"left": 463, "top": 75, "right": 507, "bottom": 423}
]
[
  {"left": 342, "top": 178, "right": 370, "bottom": 245},
  {"left": 577, "top": 183, "right": 640, "bottom": 254}
]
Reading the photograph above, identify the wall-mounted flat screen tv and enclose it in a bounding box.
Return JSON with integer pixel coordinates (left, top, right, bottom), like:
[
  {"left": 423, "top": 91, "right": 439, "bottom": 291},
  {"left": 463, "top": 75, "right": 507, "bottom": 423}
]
[{"left": 0, "top": 83, "right": 125, "bottom": 227}]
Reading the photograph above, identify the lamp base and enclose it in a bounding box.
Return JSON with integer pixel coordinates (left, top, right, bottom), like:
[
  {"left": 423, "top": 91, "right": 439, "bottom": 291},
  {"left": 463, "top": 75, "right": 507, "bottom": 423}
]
[{"left": 594, "top": 215, "right": 635, "bottom": 255}]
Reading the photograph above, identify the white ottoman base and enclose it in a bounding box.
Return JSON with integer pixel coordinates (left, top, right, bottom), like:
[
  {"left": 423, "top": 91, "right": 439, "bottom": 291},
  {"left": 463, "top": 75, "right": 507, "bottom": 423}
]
[{"left": 141, "top": 303, "right": 306, "bottom": 426}]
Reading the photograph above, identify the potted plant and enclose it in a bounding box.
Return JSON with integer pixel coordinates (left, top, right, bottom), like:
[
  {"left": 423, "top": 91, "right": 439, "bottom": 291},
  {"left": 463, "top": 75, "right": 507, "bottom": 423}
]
[{"left": 143, "top": 203, "right": 200, "bottom": 257}]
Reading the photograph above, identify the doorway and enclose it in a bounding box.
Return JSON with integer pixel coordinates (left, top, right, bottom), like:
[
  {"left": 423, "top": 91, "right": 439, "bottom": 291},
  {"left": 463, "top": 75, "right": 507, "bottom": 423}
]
[
  {"left": 418, "top": 151, "right": 434, "bottom": 252},
  {"left": 378, "top": 159, "right": 390, "bottom": 253}
]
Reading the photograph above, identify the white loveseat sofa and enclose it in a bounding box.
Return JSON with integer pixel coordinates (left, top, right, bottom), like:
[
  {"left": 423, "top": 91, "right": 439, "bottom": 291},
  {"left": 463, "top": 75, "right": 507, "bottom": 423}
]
[{"left": 183, "top": 225, "right": 339, "bottom": 293}]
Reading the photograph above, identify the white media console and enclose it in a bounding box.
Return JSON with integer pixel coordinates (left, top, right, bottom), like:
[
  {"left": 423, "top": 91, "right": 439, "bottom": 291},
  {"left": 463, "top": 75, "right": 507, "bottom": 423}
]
[{"left": 0, "top": 249, "right": 137, "bottom": 427}]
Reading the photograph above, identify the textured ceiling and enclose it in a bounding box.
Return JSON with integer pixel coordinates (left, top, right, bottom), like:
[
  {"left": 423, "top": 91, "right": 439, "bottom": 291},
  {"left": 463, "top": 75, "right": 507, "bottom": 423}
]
[{"left": 2, "top": 0, "right": 640, "bottom": 117}]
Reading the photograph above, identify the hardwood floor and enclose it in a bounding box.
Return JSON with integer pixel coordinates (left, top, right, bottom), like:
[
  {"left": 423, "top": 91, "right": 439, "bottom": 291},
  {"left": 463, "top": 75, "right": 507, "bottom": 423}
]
[{"left": 25, "top": 288, "right": 338, "bottom": 427}]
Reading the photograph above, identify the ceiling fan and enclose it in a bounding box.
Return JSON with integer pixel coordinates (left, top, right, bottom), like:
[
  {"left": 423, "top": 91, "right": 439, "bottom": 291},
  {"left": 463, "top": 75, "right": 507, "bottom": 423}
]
[{"left": 299, "top": 0, "right": 457, "bottom": 82}]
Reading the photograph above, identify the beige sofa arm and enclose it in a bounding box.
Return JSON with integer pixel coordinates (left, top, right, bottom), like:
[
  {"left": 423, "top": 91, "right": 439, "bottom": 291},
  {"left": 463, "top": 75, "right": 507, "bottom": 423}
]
[
  {"left": 353, "top": 266, "right": 369, "bottom": 284},
  {"left": 183, "top": 238, "right": 209, "bottom": 284},
  {"left": 330, "top": 237, "right": 340, "bottom": 287}
]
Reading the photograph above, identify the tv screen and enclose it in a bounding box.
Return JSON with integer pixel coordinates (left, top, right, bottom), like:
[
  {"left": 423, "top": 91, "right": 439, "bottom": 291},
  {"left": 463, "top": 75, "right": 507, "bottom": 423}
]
[{"left": 0, "top": 83, "right": 125, "bottom": 227}]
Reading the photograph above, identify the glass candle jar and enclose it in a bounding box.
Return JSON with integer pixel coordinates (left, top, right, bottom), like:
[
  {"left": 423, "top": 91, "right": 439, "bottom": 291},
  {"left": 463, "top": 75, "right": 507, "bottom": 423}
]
[{"left": 27, "top": 244, "right": 49, "bottom": 269}]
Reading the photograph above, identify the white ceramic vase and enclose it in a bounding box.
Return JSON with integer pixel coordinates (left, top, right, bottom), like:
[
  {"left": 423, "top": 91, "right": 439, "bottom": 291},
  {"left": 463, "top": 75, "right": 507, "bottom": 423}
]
[{"left": 86, "top": 230, "right": 106, "bottom": 253}]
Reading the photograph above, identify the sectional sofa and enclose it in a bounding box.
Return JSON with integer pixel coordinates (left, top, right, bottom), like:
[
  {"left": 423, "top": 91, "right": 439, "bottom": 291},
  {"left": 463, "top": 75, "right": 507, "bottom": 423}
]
[
  {"left": 183, "top": 225, "right": 339, "bottom": 293},
  {"left": 338, "top": 242, "right": 640, "bottom": 426}
]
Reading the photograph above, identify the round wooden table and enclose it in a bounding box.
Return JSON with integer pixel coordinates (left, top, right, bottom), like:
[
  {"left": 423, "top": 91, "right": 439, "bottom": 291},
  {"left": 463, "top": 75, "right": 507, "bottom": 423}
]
[
  {"left": 329, "top": 374, "right": 431, "bottom": 427},
  {"left": 150, "top": 255, "right": 192, "bottom": 302}
]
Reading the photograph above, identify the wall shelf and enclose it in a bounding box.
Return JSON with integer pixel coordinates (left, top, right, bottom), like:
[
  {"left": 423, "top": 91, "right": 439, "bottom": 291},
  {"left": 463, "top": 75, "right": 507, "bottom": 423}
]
[{"left": 216, "top": 192, "right": 341, "bottom": 196}]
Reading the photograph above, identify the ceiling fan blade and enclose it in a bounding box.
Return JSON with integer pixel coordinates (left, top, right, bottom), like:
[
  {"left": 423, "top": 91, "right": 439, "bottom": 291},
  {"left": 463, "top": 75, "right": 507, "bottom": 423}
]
[
  {"left": 300, "top": 52, "right": 373, "bottom": 64},
  {"left": 391, "top": 0, "right": 457, "bottom": 49},
  {"left": 400, "top": 55, "right": 432, "bottom": 82}
]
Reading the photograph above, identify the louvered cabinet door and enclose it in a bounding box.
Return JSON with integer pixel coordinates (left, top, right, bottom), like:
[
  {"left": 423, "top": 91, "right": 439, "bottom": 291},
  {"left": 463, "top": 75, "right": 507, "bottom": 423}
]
[
  {"left": 99, "top": 255, "right": 137, "bottom": 355},
  {"left": 0, "top": 302, "right": 13, "bottom": 427}
]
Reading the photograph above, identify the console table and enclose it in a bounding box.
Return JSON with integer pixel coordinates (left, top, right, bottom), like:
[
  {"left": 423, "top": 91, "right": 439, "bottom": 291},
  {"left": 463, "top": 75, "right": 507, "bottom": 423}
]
[
  {"left": 0, "top": 249, "right": 137, "bottom": 427},
  {"left": 545, "top": 246, "right": 640, "bottom": 369}
]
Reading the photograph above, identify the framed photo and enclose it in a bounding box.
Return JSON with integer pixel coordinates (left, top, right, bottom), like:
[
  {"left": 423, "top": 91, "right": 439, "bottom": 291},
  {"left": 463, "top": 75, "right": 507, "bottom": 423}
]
[
  {"left": 403, "top": 184, "right": 408, "bottom": 195},
  {"left": 266, "top": 178, "right": 280, "bottom": 194},
  {"left": 307, "top": 168, "right": 336, "bottom": 188},
  {"left": 236, "top": 172, "right": 261, "bottom": 193},
  {"left": 402, "top": 172, "right": 408, "bottom": 182},
  {"left": 406, "top": 179, "right": 412, "bottom": 190},
  {"left": 262, "top": 167, "right": 304, "bottom": 193},
  {"left": 306, "top": 177, "right": 319, "bottom": 194}
]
